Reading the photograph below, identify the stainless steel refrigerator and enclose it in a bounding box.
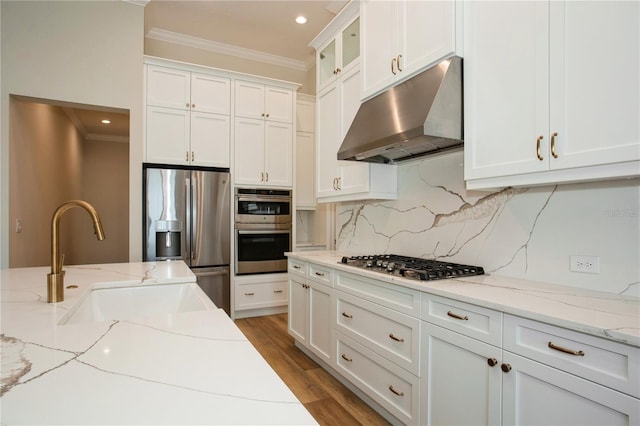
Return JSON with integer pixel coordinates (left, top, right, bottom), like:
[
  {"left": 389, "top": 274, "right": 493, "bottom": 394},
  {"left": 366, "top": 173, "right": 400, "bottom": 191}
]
[{"left": 143, "top": 164, "right": 231, "bottom": 315}]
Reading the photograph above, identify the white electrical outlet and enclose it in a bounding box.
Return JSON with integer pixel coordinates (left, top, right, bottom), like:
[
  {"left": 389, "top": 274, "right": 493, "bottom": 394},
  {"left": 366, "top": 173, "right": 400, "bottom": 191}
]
[{"left": 570, "top": 255, "right": 600, "bottom": 274}]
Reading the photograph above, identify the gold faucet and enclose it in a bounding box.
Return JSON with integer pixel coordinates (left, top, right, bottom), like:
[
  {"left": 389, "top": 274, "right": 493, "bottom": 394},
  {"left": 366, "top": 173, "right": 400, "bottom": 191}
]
[{"left": 47, "top": 200, "right": 106, "bottom": 303}]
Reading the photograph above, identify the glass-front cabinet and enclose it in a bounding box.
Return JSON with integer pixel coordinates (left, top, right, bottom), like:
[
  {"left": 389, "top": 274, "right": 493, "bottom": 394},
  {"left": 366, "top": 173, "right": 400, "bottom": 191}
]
[{"left": 317, "top": 17, "right": 360, "bottom": 93}]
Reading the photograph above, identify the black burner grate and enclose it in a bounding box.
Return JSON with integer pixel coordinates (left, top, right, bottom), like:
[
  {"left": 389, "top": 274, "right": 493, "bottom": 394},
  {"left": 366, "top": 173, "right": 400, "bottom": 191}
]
[{"left": 340, "top": 254, "right": 484, "bottom": 282}]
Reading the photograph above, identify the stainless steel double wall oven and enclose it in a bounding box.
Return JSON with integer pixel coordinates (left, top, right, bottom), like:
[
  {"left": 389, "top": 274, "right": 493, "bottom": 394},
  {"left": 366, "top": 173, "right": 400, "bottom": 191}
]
[{"left": 234, "top": 188, "right": 292, "bottom": 275}]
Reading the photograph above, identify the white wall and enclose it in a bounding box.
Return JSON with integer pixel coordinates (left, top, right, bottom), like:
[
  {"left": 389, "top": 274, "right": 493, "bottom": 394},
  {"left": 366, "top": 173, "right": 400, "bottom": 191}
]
[
  {"left": 335, "top": 151, "right": 640, "bottom": 297},
  {"left": 1, "top": 1, "right": 144, "bottom": 268}
]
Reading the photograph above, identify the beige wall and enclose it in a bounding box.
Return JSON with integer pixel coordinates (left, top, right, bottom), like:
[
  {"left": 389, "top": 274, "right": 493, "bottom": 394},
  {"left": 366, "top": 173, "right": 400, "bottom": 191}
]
[
  {"left": 9, "top": 100, "right": 129, "bottom": 268},
  {"left": 145, "top": 38, "right": 317, "bottom": 95},
  {"left": 9, "top": 100, "right": 83, "bottom": 267},
  {"left": 1, "top": 1, "right": 144, "bottom": 268}
]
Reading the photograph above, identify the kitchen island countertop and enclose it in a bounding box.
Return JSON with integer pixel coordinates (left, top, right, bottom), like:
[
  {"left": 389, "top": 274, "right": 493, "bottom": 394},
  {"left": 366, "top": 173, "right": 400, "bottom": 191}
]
[
  {"left": 287, "top": 251, "right": 640, "bottom": 348},
  {"left": 1, "top": 261, "right": 317, "bottom": 425}
]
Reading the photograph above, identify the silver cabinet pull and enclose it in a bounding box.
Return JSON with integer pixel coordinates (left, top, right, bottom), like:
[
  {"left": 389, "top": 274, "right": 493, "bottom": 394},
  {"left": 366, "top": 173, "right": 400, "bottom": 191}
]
[
  {"left": 341, "top": 354, "right": 352, "bottom": 362},
  {"left": 391, "top": 57, "right": 397, "bottom": 75},
  {"left": 487, "top": 358, "right": 498, "bottom": 367},
  {"left": 314, "top": 271, "right": 325, "bottom": 277},
  {"left": 388, "top": 385, "right": 404, "bottom": 396},
  {"left": 389, "top": 333, "right": 404, "bottom": 343},
  {"left": 273, "top": 290, "right": 283, "bottom": 294},
  {"left": 341, "top": 312, "right": 353, "bottom": 319},
  {"left": 447, "top": 311, "right": 469, "bottom": 321},
  {"left": 293, "top": 265, "right": 301, "bottom": 269},
  {"left": 548, "top": 341, "right": 585, "bottom": 356},
  {"left": 396, "top": 54, "right": 403, "bottom": 72},
  {"left": 244, "top": 292, "right": 255, "bottom": 296},
  {"left": 501, "top": 363, "right": 512, "bottom": 373}
]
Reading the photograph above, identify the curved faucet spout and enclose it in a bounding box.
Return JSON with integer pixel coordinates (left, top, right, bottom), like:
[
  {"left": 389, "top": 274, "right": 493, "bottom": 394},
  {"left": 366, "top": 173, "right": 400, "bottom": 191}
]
[{"left": 48, "top": 200, "right": 106, "bottom": 303}]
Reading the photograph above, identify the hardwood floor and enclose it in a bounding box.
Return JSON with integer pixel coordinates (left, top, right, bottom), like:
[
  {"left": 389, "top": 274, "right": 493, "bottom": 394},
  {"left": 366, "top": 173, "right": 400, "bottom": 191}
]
[{"left": 235, "top": 313, "right": 390, "bottom": 426}]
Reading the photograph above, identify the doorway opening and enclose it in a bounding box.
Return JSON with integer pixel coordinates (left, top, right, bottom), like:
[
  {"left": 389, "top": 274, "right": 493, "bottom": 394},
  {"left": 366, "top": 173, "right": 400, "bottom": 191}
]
[{"left": 9, "top": 95, "right": 130, "bottom": 268}]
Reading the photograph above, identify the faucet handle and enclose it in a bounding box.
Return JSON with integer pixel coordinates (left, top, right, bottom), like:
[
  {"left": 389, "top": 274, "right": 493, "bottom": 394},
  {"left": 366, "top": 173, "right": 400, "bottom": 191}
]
[{"left": 58, "top": 253, "right": 65, "bottom": 272}]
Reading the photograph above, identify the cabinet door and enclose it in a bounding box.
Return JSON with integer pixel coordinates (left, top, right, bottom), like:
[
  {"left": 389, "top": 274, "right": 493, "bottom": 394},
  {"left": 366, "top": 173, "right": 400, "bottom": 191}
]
[
  {"left": 308, "top": 280, "right": 333, "bottom": 364},
  {"left": 146, "top": 66, "right": 190, "bottom": 110},
  {"left": 464, "top": 1, "right": 550, "bottom": 180},
  {"left": 316, "top": 83, "right": 341, "bottom": 198},
  {"left": 361, "top": 0, "right": 400, "bottom": 100},
  {"left": 146, "top": 106, "right": 190, "bottom": 165},
  {"left": 265, "top": 86, "right": 293, "bottom": 124},
  {"left": 502, "top": 351, "right": 639, "bottom": 425},
  {"left": 234, "top": 117, "right": 265, "bottom": 185},
  {"left": 549, "top": 1, "right": 640, "bottom": 170},
  {"left": 296, "top": 132, "right": 316, "bottom": 209},
  {"left": 288, "top": 277, "right": 308, "bottom": 344},
  {"left": 421, "top": 322, "right": 502, "bottom": 426},
  {"left": 318, "top": 38, "right": 338, "bottom": 93},
  {"left": 401, "top": 1, "right": 455, "bottom": 79},
  {"left": 190, "top": 73, "right": 231, "bottom": 115},
  {"left": 190, "top": 112, "right": 230, "bottom": 168},
  {"left": 264, "top": 122, "right": 293, "bottom": 187},
  {"left": 235, "top": 81, "right": 265, "bottom": 120}
]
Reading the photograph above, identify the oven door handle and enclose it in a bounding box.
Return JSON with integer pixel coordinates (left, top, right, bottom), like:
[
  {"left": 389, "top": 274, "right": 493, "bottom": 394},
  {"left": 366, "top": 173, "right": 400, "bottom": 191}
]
[{"left": 237, "top": 229, "right": 291, "bottom": 235}]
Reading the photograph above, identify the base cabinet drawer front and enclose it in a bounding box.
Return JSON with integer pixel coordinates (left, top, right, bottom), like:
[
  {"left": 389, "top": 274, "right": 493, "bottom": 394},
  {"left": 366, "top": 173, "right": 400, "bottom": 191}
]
[
  {"left": 336, "top": 332, "right": 420, "bottom": 425},
  {"left": 335, "top": 270, "right": 420, "bottom": 317},
  {"left": 235, "top": 280, "right": 288, "bottom": 310},
  {"left": 421, "top": 294, "right": 503, "bottom": 347},
  {"left": 502, "top": 351, "right": 639, "bottom": 426},
  {"left": 288, "top": 259, "right": 308, "bottom": 278},
  {"left": 336, "top": 290, "right": 420, "bottom": 375},
  {"left": 421, "top": 322, "right": 502, "bottom": 426},
  {"left": 308, "top": 263, "right": 333, "bottom": 286},
  {"left": 504, "top": 314, "right": 640, "bottom": 398}
]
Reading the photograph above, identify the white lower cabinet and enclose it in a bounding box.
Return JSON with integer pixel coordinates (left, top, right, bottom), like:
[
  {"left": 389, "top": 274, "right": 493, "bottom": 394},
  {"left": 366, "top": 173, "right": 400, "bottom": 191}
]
[
  {"left": 421, "top": 322, "right": 502, "bottom": 425},
  {"left": 502, "top": 351, "right": 639, "bottom": 426},
  {"left": 336, "top": 332, "right": 420, "bottom": 424},
  {"left": 287, "top": 260, "right": 333, "bottom": 364},
  {"left": 421, "top": 297, "right": 640, "bottom": 426},
  {"left": 234, "top": 274, "right": 288, "bottom": 312}
]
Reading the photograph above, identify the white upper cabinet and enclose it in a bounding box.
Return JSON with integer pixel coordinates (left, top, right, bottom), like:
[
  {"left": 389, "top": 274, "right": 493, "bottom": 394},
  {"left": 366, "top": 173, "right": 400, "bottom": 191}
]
[
  {"left": 464, "top": 1, "right": 640, "bottom": 189},
  {"left": 235, "top": 80, "right": 293, "bottom": 124},
  {"left": 361, "top": 0, "right": 457, "bottom": 100},
  {"left": 316, "top": 14, "right": 361, "bottom": 94},
  {"left": 234, "top": 79, "right": 295, "bottom": 187},
  {"left": 145, "top": 65, "right": 231, "bottom": 168}
]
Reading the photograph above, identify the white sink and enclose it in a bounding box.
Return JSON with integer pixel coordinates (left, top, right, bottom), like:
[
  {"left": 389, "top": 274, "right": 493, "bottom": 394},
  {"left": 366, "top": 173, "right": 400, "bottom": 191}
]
[{"left": 60, "top": 282, "right": 215, "bottom": 325}]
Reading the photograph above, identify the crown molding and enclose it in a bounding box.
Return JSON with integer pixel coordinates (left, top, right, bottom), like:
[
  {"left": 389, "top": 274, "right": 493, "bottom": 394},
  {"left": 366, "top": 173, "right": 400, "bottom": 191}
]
[{"left": 146, "top": 27, "right": 309, "bottom": 72}]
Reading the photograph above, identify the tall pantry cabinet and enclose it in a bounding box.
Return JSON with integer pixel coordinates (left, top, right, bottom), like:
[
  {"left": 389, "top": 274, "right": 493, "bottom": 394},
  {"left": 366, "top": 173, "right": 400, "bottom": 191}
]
[
  {"left": 311, "top": 2, "right": 397, "bottom": 203},
  {"left": 464, "top": 1, "right": 640, "bottom": 189}
]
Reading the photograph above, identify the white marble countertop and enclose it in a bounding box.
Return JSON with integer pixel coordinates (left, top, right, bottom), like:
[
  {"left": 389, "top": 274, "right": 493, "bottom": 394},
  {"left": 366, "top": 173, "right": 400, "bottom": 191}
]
[
  {"left": 0, "top": 261, "right": 317, "bottom": 425},
  {"left": 287, "top": 251, "right": 640, "bottom": 348}
]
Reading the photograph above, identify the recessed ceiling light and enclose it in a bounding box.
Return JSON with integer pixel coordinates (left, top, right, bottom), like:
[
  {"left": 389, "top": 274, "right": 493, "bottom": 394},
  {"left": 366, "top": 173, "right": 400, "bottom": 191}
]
[
  {"left": 101, "top": 119, "right": 111, "bottom": 124},
  {"left": 295, "top": 15, "right": 307, "bottom": 24}
]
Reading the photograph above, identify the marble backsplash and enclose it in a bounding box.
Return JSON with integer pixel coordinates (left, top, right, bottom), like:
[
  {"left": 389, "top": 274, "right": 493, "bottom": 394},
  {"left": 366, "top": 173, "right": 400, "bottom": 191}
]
[{"left": 335, "top": 151, "right": 640, "bottom": 297}]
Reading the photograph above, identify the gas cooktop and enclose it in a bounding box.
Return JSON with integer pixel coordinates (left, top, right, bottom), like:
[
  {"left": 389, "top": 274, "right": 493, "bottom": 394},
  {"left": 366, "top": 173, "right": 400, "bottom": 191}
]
[{"left": 339, "top": 254, "right": 485, "bottom": 282}]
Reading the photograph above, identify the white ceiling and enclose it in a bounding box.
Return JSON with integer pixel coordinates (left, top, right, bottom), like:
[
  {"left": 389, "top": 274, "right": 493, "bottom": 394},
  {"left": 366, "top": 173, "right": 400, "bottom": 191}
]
[{"left": 144, "top": 0, "right": 348, "bottom": 68}]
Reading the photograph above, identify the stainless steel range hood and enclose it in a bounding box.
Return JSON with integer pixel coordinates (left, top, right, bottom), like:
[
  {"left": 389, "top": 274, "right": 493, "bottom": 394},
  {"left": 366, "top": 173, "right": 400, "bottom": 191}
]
[{"left": 338, "top": 56, "right": 463, "bottom": 164}]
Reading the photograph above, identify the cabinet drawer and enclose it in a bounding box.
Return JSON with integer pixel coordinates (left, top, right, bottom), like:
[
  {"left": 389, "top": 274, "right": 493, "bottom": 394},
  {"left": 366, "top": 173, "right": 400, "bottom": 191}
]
[
  {"left": 336, "top": 290, "right": 420, "bottom": 375},
  {"left": 235, "top": 281, "right": 288, "bottom": 310},
  {"left": 336, "top": 332, "right": 420, "bottom": 425},
  {"left": 288, "top": 258, "right": 307, "bottom": 278},
  {"left": 421, "top": 294, "right": 502, "bottom": 347},
  {"left": 335, "top": 270, "right": 420, "bottom": 317},
  {"left": 504, "top": 314, "right": 640, "bottom": 398},
  {"left": 308, "top": 263, "right": 333, "bottom": 286}
]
